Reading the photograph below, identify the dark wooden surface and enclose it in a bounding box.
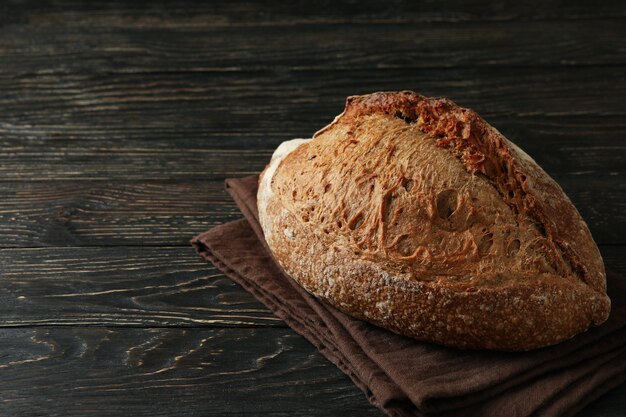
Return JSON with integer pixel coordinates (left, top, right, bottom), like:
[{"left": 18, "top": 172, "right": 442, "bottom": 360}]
[{"left": 0, "top": 1, "right": 624, "bottom": 415}]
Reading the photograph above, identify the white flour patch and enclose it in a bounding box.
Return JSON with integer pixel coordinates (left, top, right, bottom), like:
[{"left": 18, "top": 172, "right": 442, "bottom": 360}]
[{"left": 257, "top": 138, "right": 312, "bottom": 241}]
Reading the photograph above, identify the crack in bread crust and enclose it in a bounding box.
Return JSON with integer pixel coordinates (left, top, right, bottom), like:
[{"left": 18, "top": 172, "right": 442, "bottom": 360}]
[
  {"left": 319, "top": 92, "right": 606, "bottom": 293},
  {"left": 259, "top": 91, "right": 611, "bottom": 351}
]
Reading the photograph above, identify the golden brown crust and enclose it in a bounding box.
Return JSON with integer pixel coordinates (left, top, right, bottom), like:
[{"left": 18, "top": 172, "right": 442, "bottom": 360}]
[{"left": 258, "top": 91, "right": 611, "bottom": 351}]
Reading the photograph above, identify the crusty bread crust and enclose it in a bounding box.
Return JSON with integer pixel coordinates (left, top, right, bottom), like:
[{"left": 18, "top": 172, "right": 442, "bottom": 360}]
[{"left": 258, "top": 91, "right": 610, "bottom": 351}]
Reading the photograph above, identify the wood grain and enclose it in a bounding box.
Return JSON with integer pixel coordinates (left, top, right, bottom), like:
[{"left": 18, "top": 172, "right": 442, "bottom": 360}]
[
  {"left": 0, "top": 69, "right": 624, "bottom": 183},
  {"left": 0, "top": 177, "right": 623, "bottom": 247},
  {"left": 0, "top": 325, "right": 622, "bottom": 417},
  {"left": 0, "top": 245, "right": 623, "bottom": 329},
  {"left": 3, "top": 0, "right": 625, "bottom": 27},
  {"left": 1, "top": 69, "right": 625, "bottom": 136},
  {"left": 0, "top": 104, "right": 626, "bottom": 146},
  {"left": 0, "top": 12, "right": 624, "bottom": 75},
  {"left": 0, "top": 181, "right": 239, "bottom": 247},
  {"left": 0, "top": 247, "right": 281, "bottom": 328},
  {"left": 0, "top": 327, "right": 382, "bottom": 416},
  {"left": 1, "top": 123, "right": 623, "bottom": 180}
]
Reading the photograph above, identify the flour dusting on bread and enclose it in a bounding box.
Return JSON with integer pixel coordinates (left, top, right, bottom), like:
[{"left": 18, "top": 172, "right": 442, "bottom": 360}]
[{"left": 258, "top": 138, "right": 311, "bottom": 241}]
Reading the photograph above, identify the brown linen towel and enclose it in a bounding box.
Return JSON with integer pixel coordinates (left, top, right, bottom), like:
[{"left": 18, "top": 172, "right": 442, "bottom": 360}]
[{"left": 192, "top": 175, "right": 626, "bottom": 417}]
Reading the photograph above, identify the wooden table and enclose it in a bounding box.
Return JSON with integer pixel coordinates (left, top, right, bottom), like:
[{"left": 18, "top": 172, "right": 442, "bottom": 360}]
[{"left": 1, "top": 1, "right": 624, "bottom": 415}]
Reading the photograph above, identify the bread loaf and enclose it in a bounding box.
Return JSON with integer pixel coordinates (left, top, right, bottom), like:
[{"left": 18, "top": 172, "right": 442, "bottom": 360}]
[{"left": 257, "top": 91, "right": 610, "bottom": 351}]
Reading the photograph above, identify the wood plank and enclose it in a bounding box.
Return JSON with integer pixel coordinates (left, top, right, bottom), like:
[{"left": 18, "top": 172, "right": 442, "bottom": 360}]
[
  {"left": 0, "top": 69, "right": 624, "bottom": 181},
  {"left": 0, "top": 246, "right": 623, "bottom": 328},
  {"left": 2, "top": 126, "right": 623, "bottom": 187},
  {"left": 2, "top": 106, "right": 623, "bottom": 147},
  {"left": 3, "top": 0, "right": 625, "bottom": 27},
  {"left": 0, "top": 69, "right": 623, "bottom": 143},
  {"left": 0, "top": 19, "right": 624, "bottom": 75},
  {"left": 0, "top": 177, "right": 623, "bottom": 247},
  {"left": 0, "top": 327, "right": 383, "bottom": 416},
  {"left": 0, "top": 247, "right": 282, "bottom": 328},
  {"left": 0, "top": 181, "right": 216, "bottom": 247},
  {"left": 0, "top": 325, "right": 622, "bottom": 416},
  {"left": 2, "top": 114, "right": 624, "bottom": 164},
  {"left": 0, "top": 181, "right": 239, "bottom": 247}
]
